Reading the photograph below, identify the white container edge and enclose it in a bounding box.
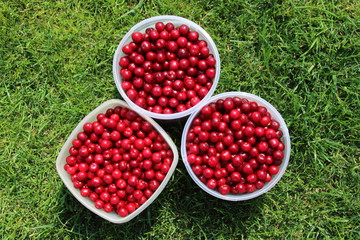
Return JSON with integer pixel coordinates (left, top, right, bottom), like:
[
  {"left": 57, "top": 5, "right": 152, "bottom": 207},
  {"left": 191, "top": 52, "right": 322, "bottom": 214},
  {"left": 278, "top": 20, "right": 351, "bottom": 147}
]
[
  {"left": 181, "top": 92, "right": 291, "bottom": 201},
  {"left": 113, "top": 15, "right": 221, "bottom": 120}
]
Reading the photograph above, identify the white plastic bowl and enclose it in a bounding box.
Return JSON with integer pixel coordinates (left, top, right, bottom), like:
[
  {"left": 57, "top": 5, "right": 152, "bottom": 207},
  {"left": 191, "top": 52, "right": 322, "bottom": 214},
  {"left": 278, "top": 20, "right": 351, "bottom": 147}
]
[
  {"left": 113, "top": 15, "right": 221, "bottom": 120},
  {"left": 56, "top": 99, "right": 179, "bottom": 223},
  {"left": 181, "top": 92, "right": 291, "bottom": 201}
]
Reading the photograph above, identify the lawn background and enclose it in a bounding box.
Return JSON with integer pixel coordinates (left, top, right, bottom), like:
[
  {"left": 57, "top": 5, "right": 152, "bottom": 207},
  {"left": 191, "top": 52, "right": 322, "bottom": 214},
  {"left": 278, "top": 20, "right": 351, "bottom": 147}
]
[{"left": 0, "top": 0, "right": 359, "bottom": 239}]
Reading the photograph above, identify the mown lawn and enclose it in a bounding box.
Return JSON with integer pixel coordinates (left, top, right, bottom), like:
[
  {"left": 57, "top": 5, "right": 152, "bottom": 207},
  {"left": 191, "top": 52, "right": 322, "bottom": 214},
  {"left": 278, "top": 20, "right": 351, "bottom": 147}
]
[{"left": 0, "top": 0, "right": 359, "bottom": 239}]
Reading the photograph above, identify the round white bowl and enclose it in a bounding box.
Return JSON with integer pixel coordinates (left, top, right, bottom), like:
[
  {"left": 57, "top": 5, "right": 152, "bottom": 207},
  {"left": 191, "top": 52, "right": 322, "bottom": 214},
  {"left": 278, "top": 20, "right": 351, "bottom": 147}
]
[
  {"left": 113, "top": 15, "right": 220, "bottom": 120},
  {"left": 181, "top": 92, "right": 291, "bottom": 201},
  {"left": 56, "top": 99, "right": 179, "bottom": 223}
]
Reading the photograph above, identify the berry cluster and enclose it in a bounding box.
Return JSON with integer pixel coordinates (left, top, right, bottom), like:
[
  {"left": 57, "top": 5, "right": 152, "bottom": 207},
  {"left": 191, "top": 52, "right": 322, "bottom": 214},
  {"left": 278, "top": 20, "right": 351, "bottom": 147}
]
[
  {"left": 64, "top": 106, "right": 173, "bottom": 217},
  {"left": 119, "top": 21, "right": 216, "bottom": 114},
  {"left": 186, "top": 97, "right": 285, "bottom": 195}
]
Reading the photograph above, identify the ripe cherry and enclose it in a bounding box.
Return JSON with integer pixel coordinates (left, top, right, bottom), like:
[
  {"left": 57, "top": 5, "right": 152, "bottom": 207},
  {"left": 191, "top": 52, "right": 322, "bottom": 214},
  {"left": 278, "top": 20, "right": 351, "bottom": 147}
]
[
  {"left": 206, "top": 179, "right": 217, "bottom": 189},
  {"left": 186, "top": 97, "right": 286, "bottom": 196},
  {"left": 218, "top": 184, "right": 230, "bottom": 195}
]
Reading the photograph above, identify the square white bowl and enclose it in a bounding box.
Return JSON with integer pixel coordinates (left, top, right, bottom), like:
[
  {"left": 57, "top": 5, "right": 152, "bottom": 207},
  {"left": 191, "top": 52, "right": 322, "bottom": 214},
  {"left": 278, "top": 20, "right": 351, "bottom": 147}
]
[{"left": 56, "top": 99, "right": 179, "bottom": 223}]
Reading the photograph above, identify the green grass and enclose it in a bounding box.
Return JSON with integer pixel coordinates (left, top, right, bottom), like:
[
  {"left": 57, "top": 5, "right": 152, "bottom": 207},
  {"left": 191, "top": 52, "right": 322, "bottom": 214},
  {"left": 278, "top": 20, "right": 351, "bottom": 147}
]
[{"left": 1, "top": 0, "right": 359, "bottom": 239}]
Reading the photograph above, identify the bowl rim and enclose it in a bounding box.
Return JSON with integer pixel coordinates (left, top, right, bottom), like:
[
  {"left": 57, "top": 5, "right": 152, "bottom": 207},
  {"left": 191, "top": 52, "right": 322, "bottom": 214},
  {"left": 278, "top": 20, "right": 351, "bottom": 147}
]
[
  {"left": 181, "top": 92, "right": 291, "bottom": 201},
  {"left": 113, "top": 15, "right": 221, "bottom": 120},
  {"left": 56, "top": 99, "right": 179, "bottom": 223}
]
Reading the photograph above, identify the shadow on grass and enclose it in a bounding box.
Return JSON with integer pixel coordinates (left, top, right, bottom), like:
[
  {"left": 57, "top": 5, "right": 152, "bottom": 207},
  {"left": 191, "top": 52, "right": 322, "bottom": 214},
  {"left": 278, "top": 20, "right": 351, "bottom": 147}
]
[
  {"left": 57, "top": 179, "right": 264, "bottom": 239},
  {"left": 56, "top": 110, "right": 263, "bottom": 238},
  {"left": 57, "top": 185, "right": 156, "bottom": 239},
  {"left": 151, "top": 161, "right": 265, "bottom": 238},
  {"left": 150, "top": 118, "right": 265, "bottom": 238}
]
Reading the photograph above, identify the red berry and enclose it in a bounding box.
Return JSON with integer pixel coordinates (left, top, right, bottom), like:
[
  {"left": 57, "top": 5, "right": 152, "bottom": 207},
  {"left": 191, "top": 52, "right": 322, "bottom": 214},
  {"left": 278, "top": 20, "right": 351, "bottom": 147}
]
[
  {"left": 131, "top": 32, "right": 143, "bottom": 43},
  {"left": 218, "top": 184, "right": 230, "bottom": 195},
  {"left": 246, "top": 174, "right": 257, "bottom": 183},
  {"left": 255, "top": 180, "right": 265, "bottom": 189},
  {"left": 155, "top": 22, "right": 165, "bottom": 31},
  {"left": 117, "top": 207, "right": 129, "bottom": 217},
  {"left": 230, "top": 172, "right": 242, "bottom": 182},
  {"left": 246, "top": 184, "right": 256, "bottom": 193},
  {"left": 268, "top": 165, "right": 279, "bottom": 175},
  {"left": 273, "top": 150, "right": 284, "bottom": 161},
  {"left": 206, "top": 179, "right": 217, "bottom": 189}
]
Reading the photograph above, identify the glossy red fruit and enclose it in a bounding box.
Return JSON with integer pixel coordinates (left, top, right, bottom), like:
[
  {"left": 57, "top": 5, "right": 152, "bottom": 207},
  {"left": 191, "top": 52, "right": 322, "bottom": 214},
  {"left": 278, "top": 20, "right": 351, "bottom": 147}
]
[
  {"left": 218, "top": 184, "right": 231, "bottom": 195},
  {"left": 117, "top": 207, "right": 129, "bottom": 217},
  {"left": 186, "top": 96, "right": 285, "bottom": 196},
  {"left": 206, "top": 178, "right": 217, "bottom": 189},
  {"left": 64, "top": 105, "right": 176, "bottom": 217},
  {"left": 155, "top": 22, "right": 165, "bottom": 31},
  {"left": 119, "top": 22, "right": 217, "bottom": 114},
  {"left": 268, "top": 165, "right": 279, "bottom": 175}
]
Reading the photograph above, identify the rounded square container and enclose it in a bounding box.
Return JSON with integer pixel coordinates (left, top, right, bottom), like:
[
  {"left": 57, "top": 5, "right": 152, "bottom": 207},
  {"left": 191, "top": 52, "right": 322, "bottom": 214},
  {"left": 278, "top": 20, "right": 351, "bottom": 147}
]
[
  {"left": 181, "top": 92, "right": 291, "bottom": 201},
  {"left": 113, "top": 15, "right": 221, "bottom": 120},
  {"left": 56, "top": 99, "right": 179, "bottom": 223}
]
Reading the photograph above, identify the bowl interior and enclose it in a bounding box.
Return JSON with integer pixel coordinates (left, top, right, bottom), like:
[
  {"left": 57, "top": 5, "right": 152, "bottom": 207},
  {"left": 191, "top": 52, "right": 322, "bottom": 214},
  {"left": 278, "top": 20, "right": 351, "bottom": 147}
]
[
  {"left": 56, "top": 99, "right": 179, "bottom": 223},
  {"left": 181, "top": 92, "right": 291, "bottom": 201},
  {"left": 113, "top": 15, "right": 221, "bottom": 120}
]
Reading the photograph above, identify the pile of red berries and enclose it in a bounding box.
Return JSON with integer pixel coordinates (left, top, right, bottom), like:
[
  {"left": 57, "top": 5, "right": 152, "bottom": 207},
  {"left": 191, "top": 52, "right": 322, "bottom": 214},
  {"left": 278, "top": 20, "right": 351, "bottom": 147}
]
[
  {"left": 186, "top": 97, "right": 285, "bottom": 195},
  {"left": 64, "top": 106, "right": 173, "bottom": 217},
  {"left": 119, "top": 21, "right": 217, "bottom": 114}
]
